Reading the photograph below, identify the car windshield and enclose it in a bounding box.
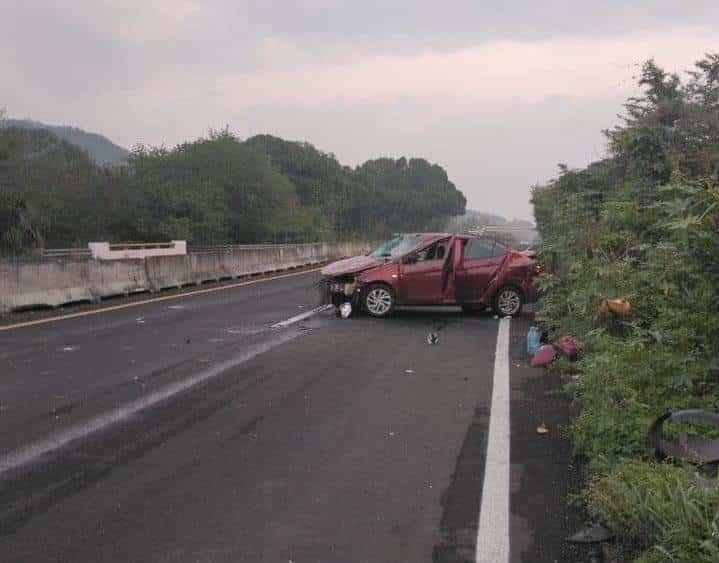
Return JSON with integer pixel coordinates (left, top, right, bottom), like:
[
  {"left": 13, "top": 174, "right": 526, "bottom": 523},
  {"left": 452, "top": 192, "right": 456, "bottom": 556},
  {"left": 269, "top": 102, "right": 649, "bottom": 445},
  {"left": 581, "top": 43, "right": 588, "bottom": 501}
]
[{"left": 369, "top": 234, "right": 421, "bottom": 259}]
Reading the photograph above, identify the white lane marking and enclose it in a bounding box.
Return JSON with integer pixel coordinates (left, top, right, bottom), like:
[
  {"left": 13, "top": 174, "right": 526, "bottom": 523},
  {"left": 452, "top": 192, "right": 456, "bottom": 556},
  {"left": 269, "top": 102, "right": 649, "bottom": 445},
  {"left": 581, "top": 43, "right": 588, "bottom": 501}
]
[
  {"left": 0, "top": 330, "right": 302, "bottom": 478},
  {"left": 476, "top": 317, "right": 511, "bottom": 563},
  {"left": 270, "top": 304, "right": 332, "bottom": 328}
]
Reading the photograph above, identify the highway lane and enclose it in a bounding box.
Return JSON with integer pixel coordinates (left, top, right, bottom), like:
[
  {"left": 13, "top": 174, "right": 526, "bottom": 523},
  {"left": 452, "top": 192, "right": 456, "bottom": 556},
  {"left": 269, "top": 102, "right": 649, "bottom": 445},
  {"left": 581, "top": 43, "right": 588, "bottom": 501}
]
[
  {"left": 0, "top": 270, "right": 324, "bottom": 456},
  {"left": 0, "top": 272, "right": 582, "bottom": 562}
]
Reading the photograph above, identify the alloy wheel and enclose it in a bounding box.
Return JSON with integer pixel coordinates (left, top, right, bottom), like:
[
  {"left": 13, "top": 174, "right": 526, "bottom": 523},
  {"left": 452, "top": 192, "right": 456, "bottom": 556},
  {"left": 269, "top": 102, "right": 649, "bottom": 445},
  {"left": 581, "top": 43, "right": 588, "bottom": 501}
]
[
  {"left": 365, "top": 287, "right": 393, "bottom": 316},
  {"left": 497, "top": 288, "right": 521, "bottom": 316}
]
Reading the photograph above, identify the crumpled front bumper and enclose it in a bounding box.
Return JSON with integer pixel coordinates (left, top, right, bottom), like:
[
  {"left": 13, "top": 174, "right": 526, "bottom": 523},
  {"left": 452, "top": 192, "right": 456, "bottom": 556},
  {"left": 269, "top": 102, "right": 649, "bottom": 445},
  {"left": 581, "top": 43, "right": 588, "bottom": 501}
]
[{"left": 320, "top": 277, "right": 362, "bottom": 306}]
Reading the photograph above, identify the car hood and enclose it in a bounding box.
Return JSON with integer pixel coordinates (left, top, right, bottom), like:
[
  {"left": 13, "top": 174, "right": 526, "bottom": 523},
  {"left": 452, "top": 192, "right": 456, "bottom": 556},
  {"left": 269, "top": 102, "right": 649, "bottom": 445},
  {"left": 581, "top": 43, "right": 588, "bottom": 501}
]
[{"left": 321, "top": 255, "right": 383, "bottom": 277}]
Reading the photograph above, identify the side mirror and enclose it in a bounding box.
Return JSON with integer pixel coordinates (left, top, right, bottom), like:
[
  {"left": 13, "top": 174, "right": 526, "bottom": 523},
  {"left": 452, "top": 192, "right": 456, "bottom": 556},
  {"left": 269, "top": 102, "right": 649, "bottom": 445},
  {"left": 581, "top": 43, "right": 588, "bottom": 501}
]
[{"left": 403, "top": 254, "right": 418, "bottom": 265}]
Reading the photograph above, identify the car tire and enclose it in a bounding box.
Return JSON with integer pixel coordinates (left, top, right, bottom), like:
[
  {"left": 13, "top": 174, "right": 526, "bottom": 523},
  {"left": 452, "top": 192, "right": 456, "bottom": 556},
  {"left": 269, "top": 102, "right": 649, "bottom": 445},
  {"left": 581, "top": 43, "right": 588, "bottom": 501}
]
[
  {"left": 493, "top": 286, "right": 523, "bottom": 317},
  {"left": 363, "top": 284, "right": 395, "bottom": 318},
  {"left": 461, "top": 304, "right": 478, "bottom": 315}
]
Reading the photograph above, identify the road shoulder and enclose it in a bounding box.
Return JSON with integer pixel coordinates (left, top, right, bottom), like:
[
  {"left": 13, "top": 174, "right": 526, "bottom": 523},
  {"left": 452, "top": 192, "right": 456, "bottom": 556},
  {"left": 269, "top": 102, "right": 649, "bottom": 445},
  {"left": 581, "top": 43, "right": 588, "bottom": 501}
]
[{"left": 509, "top": 317, "right": 587, "bottom": 562}]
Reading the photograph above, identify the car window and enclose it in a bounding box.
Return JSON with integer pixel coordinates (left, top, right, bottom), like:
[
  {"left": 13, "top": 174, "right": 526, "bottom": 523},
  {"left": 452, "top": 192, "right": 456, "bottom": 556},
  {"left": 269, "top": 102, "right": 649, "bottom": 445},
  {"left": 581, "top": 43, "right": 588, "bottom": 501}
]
[
  {"left": 416, "top": 239, "right": 449, "bottom": 262},
  {"left": 492, "top": 242, "right": 508, "bottom": 257},
  {"left": 463, "top": 239, "right": 495, "bottom": 260}
]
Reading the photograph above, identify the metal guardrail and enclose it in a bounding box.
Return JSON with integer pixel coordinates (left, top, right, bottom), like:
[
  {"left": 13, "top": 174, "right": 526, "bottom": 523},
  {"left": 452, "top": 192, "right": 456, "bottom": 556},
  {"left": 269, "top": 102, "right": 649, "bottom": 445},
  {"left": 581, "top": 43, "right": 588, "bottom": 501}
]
[
  {"left": 39, "top": 248, "right": 92, "bottom": 260},
  {"left": 108, "top": 242, "right": 175, "bottom": 250},
  {"left": 35, "top": 242, "right": 326, "bottom": 259},
  {"left": 187, "top": 243, "right": 326, "bottom": 253}
]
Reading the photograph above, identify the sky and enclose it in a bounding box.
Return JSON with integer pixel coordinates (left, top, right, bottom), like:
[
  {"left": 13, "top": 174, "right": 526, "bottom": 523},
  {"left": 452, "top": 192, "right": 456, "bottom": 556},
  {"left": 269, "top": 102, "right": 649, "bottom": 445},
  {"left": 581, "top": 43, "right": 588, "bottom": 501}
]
[{"left": 2, "top": 1, "right": 719, "bottom": 220}]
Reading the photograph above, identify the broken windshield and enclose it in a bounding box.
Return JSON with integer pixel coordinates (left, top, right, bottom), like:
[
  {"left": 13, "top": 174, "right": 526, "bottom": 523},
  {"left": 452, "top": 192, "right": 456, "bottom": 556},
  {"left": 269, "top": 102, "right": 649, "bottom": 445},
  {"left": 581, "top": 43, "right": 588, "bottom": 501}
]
[{"left": 369, "top": 234, "right": 421, "bottom": 259}]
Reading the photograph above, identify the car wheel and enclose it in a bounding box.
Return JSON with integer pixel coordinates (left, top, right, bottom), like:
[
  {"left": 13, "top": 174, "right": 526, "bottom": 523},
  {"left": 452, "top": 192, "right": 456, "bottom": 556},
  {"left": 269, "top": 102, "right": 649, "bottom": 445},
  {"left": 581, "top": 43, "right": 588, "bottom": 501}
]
[
  {"left": 461, "top": 304, "right": 477, "bottom": 315},
  {"left": 363, "top": 284, "right": 395, "bottom": 318},
  {"left": 493, "top": 286, "right": 523, "bottom": 317}
]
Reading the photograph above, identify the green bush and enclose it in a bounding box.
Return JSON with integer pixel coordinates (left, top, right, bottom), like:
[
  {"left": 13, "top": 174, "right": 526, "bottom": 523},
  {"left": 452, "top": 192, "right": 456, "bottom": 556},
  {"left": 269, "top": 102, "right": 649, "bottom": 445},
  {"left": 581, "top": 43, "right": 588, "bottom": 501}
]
[
  {"left": 532, "top": 55, "right": 719, "bottom": 560},
  {"left": 587, "top": 461, "right": 719, "bottom": 562}
]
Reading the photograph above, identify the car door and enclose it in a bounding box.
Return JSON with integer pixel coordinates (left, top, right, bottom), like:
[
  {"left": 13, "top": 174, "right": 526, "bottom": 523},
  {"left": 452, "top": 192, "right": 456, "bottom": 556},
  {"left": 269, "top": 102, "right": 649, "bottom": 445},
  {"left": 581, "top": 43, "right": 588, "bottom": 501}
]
[
  {"left": 454, "top": 238, "right": 507, "bottom": 305},
  {"left": 399, "top": 238, "right": 452, "bottom": 304}
]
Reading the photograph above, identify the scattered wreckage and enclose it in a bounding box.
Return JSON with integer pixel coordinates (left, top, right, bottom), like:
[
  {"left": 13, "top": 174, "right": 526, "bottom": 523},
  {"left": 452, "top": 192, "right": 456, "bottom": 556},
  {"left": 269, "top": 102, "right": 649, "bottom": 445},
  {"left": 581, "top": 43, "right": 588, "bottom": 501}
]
[{"left": 321, "top": 233, "right": 539, "bottom": 318}]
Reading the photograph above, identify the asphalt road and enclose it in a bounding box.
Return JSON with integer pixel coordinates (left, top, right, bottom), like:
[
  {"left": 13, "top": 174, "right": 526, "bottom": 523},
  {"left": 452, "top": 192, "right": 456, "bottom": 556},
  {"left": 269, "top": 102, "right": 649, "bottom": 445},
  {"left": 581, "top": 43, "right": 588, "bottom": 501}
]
[{"left": 0, "top": 271, "right": 584, "bottom": 562}]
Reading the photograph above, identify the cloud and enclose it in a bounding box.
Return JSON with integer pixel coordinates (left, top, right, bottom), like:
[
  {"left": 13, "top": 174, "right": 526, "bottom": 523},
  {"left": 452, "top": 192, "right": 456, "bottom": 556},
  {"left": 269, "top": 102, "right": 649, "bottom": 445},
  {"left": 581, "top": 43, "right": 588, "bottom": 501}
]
[
  {"left": 2, "top": 1, "right": 719, "bottom": 220},
  {"left": 52, "top": 0, "right": 204, "bottom": 42}
]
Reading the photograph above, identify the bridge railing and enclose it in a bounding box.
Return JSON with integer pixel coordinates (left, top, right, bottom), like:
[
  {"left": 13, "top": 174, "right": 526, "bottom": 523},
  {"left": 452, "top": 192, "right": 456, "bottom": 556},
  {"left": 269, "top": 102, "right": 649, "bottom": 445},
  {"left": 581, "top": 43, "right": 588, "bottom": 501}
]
[{"left": 39, "top": 248, "right": 93, "bottom": 260}]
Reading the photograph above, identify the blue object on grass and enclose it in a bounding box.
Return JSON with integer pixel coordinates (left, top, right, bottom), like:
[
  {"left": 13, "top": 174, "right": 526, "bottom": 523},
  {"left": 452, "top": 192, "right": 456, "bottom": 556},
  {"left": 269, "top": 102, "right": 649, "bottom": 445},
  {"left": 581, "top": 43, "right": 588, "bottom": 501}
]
[{"left": 527, "top": 326, "right": 541, "bottom": 357}]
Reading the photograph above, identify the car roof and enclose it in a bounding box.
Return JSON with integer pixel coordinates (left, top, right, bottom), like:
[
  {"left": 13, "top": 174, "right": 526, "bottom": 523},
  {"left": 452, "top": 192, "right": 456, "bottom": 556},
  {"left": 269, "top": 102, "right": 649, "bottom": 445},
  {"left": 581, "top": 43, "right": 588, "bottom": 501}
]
[
  {"left": 404, "top": 232, "right": 476, "bottom": 242},
  {"left": 407, "top": 232, "right": 453, "bottom": 241}
]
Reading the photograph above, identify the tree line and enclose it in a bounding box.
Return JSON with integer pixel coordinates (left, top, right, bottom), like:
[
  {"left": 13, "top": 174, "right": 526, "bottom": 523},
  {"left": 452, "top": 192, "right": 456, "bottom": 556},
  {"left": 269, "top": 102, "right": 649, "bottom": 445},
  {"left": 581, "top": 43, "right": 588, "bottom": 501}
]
[
  {"left": 0, "top": 123, "right": 466, "bottom": 254},
  {"left": 532, "top": 54, "right": 719, "bottom": 560}
]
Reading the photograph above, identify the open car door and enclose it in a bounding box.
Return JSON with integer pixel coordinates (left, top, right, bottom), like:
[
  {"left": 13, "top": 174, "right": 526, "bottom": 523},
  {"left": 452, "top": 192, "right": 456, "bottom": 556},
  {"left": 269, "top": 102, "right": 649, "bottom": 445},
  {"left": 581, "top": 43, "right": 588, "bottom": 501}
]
[
  {"left": 454, "top": 238, "right": 507, "bottom": 306},
  {"left": 399, "top": 237, "right": 454, "bottom": 304}
]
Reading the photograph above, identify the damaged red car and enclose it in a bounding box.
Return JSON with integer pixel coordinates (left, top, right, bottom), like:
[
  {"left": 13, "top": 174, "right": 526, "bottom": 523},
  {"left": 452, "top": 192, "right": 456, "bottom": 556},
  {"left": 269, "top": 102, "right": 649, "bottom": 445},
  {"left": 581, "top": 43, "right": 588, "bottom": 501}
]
[{"left": 322, "top": 233, "right": 539, "bottom": 318}]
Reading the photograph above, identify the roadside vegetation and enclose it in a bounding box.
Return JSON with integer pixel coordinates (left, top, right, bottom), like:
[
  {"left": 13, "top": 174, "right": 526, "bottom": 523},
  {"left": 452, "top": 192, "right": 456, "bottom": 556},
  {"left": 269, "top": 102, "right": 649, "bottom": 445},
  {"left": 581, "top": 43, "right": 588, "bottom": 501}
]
[
  {"left": 0, "top": 120, "right": 465, "bottom": 254},
  {"left": 532, "top": 54, "right": 719, "bottom": 561}
]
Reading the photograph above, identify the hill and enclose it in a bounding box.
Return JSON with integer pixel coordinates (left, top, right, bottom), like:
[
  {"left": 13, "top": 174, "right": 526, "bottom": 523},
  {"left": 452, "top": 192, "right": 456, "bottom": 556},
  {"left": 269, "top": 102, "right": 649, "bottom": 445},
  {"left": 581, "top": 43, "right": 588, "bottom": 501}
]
[{"left": 4, "top": 119, "right": 129, "bottom": 166}]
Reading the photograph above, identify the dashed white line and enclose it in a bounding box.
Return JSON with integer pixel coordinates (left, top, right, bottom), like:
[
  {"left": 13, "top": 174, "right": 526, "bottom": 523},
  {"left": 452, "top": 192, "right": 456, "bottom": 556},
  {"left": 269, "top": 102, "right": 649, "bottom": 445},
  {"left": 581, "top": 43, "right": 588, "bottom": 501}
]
[
  {"left": 476, "top": 316, "right": 511, "bottom": 563},
  {"left": 270, "top": 304, "right": 332, "bottom": 328},
  {"left": 0, "top": 331, "right": 303, "bottom": 478}
]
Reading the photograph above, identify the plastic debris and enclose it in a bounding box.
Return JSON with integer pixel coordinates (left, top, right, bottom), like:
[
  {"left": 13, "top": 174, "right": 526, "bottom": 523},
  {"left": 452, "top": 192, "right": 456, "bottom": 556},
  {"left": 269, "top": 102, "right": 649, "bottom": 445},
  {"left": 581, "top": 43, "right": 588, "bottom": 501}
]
[
  {"left": 340, "top": 302, "right": 353, "bottom": 319},
  {"left": 527, "top": 326, "right": 541, "bottom": 356},
  {"left": 536, "top": 422, "right": 550, "bottom": 435},
  {"left": 566, "top": 522, "right": 611, "bottom": 544},
  {"left": 426, "top": 332, "right": 439, "bottom": 345},
  {"left": 404, "top": 369, "right": 415, "bottom": 374}
]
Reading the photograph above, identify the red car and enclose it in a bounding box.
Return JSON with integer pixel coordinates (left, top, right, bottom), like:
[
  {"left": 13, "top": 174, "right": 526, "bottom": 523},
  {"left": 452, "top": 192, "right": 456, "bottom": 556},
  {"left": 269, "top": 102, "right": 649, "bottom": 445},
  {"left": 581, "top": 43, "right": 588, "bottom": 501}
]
[{"left": 322, "top": 233, "right": 539, "bottom": 318}]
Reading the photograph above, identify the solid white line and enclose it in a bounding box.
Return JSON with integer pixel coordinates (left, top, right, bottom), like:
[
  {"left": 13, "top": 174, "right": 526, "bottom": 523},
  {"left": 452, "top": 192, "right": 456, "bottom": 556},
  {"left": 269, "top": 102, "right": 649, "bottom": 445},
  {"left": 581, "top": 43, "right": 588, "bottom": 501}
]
[
  {"left": 270, "top": 304, "right": 332, "bottom": 328},
  {"left": 476, "top": 317, "right": 511, "bottom": 563},
  {"left": 0, "top": 331, "right": 302, "bottom": 478}
]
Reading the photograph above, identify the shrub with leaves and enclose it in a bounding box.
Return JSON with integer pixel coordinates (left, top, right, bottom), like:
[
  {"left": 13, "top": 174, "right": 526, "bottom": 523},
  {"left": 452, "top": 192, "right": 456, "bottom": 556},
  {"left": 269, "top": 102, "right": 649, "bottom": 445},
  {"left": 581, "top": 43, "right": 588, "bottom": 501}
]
[
  {"left": 587, "top": 461, "right": 719, "bottom": 562},
  {"left": 532, "top": 54, "right": 719, "bottom": 561}
]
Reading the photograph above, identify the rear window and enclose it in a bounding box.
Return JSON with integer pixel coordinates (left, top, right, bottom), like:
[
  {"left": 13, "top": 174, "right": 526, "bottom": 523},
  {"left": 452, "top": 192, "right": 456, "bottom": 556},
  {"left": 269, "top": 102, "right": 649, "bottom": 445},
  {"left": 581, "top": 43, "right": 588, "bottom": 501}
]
[{"left": 464, "top": 239, "right": 507, "bottom": 260}]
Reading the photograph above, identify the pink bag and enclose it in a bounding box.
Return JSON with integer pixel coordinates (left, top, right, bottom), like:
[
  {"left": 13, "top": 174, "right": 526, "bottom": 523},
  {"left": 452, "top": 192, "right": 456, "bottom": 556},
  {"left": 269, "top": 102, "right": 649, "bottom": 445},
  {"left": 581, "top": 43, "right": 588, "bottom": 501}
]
[
  {"left": 531, "top": 344, "right": 559, "bottom": 367},
  {"left": 555, "top": 336, "right": 580, "bottom": 361}
]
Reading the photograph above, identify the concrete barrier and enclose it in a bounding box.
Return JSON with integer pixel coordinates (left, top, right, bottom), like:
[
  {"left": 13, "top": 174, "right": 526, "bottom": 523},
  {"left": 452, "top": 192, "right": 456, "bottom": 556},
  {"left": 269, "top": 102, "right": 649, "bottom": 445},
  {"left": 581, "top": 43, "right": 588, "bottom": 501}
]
[{"left": 0, "top": 242, "right": 371, "bottom": 313}]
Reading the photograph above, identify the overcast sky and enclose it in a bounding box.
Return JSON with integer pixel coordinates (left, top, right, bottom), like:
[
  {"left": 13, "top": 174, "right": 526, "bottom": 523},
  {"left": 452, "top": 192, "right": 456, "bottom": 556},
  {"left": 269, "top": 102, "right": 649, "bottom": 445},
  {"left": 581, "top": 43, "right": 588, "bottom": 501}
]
[{"left": 3, "top": 1, "right": 718, "bottom": 220}]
